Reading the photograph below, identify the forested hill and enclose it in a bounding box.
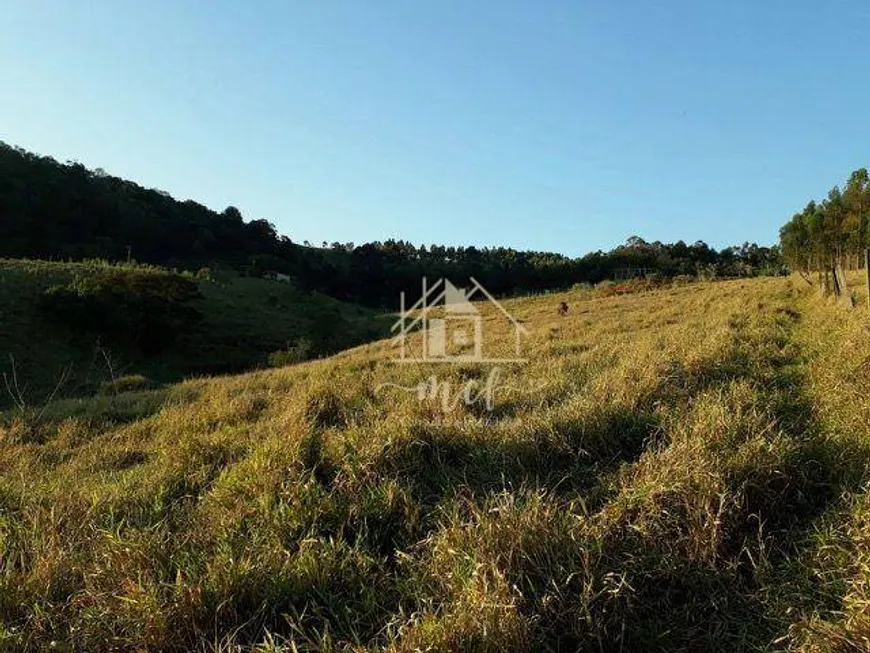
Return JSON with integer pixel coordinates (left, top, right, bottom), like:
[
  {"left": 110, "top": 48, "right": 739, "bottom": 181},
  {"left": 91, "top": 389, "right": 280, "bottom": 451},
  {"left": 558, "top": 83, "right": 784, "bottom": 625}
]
[
  {"left": 0, "top": 142, "right": 291, "bottom": 269},
  {"left": 0, "top": 141, "right": 782, "bottom": 305}
]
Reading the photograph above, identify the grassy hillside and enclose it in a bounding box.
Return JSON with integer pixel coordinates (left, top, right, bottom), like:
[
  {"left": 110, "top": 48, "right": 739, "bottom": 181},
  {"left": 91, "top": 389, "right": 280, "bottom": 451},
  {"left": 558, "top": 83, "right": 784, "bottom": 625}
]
[
  {"left": 2, "top": 275, "right": 870, "bottom": 650},
  {"left": 0, "top": 259, "right": 387, "bottom": 407}
]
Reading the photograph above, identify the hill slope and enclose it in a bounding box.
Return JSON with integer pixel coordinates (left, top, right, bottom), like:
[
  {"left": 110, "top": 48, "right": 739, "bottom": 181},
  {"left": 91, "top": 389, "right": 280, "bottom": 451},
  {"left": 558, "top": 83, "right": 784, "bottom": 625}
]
[
  {"left": 1, "top": 276, "right": 869, "bottom": 650},
  {"left": 0, "top": 259, "right": 386, "bottom": 407}
]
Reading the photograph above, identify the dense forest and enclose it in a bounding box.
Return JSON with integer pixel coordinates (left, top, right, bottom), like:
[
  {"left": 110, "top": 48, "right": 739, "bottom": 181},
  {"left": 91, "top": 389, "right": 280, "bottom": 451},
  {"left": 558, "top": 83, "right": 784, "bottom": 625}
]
[
  {"left": 0, "top": 142, "right": 782, "bottom": 305},
  {"left": 779, "top": 168, "right": 870, "bottom": 275}
]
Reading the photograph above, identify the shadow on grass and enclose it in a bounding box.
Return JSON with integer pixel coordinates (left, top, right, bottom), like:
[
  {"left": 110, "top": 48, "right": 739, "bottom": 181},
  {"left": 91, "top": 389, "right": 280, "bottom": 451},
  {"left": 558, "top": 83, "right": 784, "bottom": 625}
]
[
  {"left": 530, "top": 303, "right": 869, "bottom": 652},
  {"left": 16, "top": 299, "right": 867, "bottom": 652},
  {"left": 367, "top": 406, "right": 659, "bottom": 510},
  {"left": 0, "top": 388, "right": 170, "bottom": 445}
]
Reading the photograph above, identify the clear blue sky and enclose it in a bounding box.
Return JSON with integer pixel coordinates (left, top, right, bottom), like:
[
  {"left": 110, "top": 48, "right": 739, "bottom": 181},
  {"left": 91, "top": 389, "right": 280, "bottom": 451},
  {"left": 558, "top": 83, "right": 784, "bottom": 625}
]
[{"left": 2, "top": 1, "right": 868, "bottom": 255}]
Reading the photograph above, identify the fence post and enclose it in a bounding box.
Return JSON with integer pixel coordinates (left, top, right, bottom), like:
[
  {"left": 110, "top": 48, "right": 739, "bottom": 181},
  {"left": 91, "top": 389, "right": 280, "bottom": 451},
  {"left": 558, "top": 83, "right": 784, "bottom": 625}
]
[
  {"left": 865, "top": 248, "right": 870, "bottom": 313},
  {"left": 835, "top": 264, "right": 854, "bottom": 307}
]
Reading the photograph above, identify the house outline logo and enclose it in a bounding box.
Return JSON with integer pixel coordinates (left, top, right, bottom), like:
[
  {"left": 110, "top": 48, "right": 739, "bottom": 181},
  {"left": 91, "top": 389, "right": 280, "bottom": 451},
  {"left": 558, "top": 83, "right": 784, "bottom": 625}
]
[{"left": 390, "top": 277, "right": 528, "bottom": 363}]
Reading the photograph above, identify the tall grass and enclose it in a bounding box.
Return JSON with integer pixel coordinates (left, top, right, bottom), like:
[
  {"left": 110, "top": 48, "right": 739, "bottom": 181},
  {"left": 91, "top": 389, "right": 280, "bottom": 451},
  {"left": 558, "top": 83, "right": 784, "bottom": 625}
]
[{"left": 0, "top": 276, "right": 869, "bottom": 650}]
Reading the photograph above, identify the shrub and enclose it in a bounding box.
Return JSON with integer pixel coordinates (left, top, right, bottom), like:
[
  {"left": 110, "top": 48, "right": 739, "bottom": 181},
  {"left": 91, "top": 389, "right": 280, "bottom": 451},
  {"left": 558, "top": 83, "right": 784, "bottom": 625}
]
[
  {"left": 99, "top": 374, "right": 155, "bottom": 395},
  {"left": 39, "top": 268, "right": 203, "bottom": 356},
  {"left": 268, "top": 337, "right": 313, "bottom": 367}
]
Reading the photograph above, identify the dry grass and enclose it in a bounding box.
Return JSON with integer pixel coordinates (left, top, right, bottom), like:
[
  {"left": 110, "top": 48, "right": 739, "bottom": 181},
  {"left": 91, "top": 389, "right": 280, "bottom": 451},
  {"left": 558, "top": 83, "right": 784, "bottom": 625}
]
[{"left": 1, "top": 275, "right": 870, "bottom": 651}]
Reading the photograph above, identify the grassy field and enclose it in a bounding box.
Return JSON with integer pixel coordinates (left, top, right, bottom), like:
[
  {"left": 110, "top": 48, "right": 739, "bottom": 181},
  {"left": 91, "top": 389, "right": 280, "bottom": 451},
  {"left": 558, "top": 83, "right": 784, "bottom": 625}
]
[
  {"left": 0, "top": 259, "right": 387, "bottom": 408},
  {"left": 2, "top": 274, "right": 870, "bottom": 651}
]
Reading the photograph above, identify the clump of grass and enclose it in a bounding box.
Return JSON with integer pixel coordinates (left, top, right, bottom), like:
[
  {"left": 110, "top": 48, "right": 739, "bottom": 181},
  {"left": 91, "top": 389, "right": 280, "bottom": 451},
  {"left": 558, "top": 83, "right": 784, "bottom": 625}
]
[
  {"left": 304, "top": 387, "right": 347, "bottom": 430},
  {"left": 99, "top": 374, "right": 154, "bottom": 395}
]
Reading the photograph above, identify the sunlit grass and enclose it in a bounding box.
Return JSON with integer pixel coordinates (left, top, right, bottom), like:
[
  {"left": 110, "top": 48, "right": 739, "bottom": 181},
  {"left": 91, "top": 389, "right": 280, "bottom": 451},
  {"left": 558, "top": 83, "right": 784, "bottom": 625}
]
[{"left": 1, "top": 275, "right": 870, "bottom": 650}]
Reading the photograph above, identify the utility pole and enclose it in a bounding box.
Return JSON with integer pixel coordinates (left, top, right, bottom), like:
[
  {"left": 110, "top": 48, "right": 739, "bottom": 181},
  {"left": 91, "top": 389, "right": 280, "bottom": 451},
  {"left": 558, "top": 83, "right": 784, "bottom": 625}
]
[{"left": 126, "top": 245, "right": 132, "bottom": 264}]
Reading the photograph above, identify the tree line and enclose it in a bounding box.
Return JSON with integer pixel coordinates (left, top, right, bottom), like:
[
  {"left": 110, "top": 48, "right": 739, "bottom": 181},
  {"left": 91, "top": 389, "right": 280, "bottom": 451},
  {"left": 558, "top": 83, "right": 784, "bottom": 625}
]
[
  {"left": 0, "top": 141, "right": 782, "bottom": 306},
  {"left": 779, "top": 168, "right": 870, "bottom": 277}
]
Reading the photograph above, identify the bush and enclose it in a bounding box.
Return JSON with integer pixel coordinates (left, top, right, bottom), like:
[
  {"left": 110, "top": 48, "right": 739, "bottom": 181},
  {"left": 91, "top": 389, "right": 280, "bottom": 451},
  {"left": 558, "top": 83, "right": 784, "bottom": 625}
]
[
  {"left": 268, "top": 337, "right": 313, "bottom": 367},
  {"left": 40, "top": 268, "right": 203, "bottom": 356},
  {"left": 100, "top": 375, "right": 155, "bottom": 395}
]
